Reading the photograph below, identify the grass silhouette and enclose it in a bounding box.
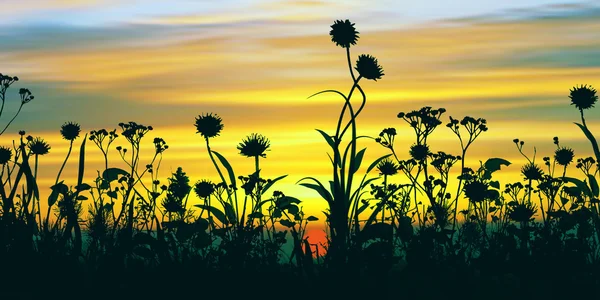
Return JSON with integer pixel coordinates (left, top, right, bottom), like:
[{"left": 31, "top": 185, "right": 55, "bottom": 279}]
[{"left": 1, "top": 20, "right": 600, "bottom": 300}]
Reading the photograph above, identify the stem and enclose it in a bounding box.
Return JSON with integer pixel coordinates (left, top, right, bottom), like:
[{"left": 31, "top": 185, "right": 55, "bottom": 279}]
[
  {"left": 0, "top": 103, "right": 23, "bottom": 135},
  {"left": 56, "top": 140, "right": 74, "bottom": 185}
]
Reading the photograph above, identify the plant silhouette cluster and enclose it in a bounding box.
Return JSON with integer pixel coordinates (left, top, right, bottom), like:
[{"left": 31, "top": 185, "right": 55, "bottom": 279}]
[{"left": 1, "top": 21, "right": 600, "bottom": 299}]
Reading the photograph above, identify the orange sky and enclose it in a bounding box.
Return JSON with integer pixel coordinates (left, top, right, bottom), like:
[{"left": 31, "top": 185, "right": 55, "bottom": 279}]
[{"left": 1, "top": 1, "right": 600, "bottom": 230}]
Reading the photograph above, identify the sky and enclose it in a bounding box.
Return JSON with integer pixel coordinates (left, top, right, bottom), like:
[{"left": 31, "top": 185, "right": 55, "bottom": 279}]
[{"left": 1, "top": 0, "right": 600, "bottom": 231}]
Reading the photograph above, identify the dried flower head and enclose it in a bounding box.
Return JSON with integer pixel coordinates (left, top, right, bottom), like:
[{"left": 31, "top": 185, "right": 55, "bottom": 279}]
[
  {"left": 377, "top": 158, "right": 399, "bottom": 176},
  {"left": 194, "top": 180, "right": 215, "bottom": 198},
  {"left": 355, "top": 54, "right": 384, "bottom": 81},
  {"left": 569, "top": 85, "right": 598, "bottom": 111},
  {"left": 329, "top": 19, "right": 359, "bottom": 48},
  {"left": 521, "top": 163, "right": 543, "bottom": 181},
  {"left": 0, "top": 146, "right": 11, "bottom": 164},
  {"left": 409, "top": 144, "right": 430, "bottom": 161},
  {"left": 508, "top": 202, "right": 536, "bottom": 223},
  {"left": 463, "top": 180, "right": 489, "bottom": 203},
  {"left": 60, "top": 122, "right": 81, "bottom": 141},
  {"left": 195, "top": 113, "right": 224, "bottom": 139},
  {"left": 238, "top": 133, "right": 270, "bottom": 158},
  {"left": 28, "top": 137, "right": 51, "bottom": 155},
  {"left": 554, "top": 147, "right": 575, "bottom": 166}
]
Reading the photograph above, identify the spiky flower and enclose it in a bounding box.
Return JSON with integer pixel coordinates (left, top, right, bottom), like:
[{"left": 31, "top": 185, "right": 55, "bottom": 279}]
[
  {"left": 409, "top": 144, "right": 430, "bottom": 161},
  {"left": 377, "top": 158, "right": 399, "bottom": 176},
  {"left": 355, "top": 54, "right": 384, "bottom": 81},
  {"left": 0, "top": 146, "right": 11, "bottom": 164},
  {"left": 508, "top": 202, "right": 536, "bottom": 223},
  {"left": 329, "top": 19, "right": 359, "bottom": 48},
  {"left": 521, "top": 163, "right": 543, "bottom": 181},
  {"left": 28, "top": 137, "right": 51, "bottom": 155},
  {"left": 463, "top": 180, "right": 489, "bottom": 203},
  {"left": 569, "top": 85, "right": 598, "bottom": 111},
  {"left": 554, "top": 147, "right": 575, "bottom": 166},
  {"left": 237, "top": 133, "right": 270, "bottom": 158},
  {"left": 194, "top": 180, "right": 215, "bottom": 198},
  {"left": 195, "top": 113, "right": 223, "bottom": 139},
  {"left": 60, "top": 122, "right": 81, "bottom": 141}
]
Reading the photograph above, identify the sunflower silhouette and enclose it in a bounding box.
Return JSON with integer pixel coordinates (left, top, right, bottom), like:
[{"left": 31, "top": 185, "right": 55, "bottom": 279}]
[
  {"left": 195, "top": 113, "right": 224, "bottom": 139},
  {"left": 329, "top": 19, "right": 359, "bottom": 48},
  {"left": 355, "top": 54, "right": 384, "bottom": 81},
  {"left": 569, "top": 85, "right": 598, "bottom": 111},
  {"left": 60, "top": 122, "right": 81, "bottom": 141}
]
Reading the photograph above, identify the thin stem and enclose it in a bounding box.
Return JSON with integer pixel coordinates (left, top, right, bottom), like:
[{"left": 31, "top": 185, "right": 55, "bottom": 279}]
[{"left": 0, "top": 103, "right": 23, "bottom": 135}]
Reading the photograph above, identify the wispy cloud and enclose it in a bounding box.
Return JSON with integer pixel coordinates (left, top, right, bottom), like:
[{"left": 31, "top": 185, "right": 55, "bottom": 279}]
[{"left": 2, "top": 1, "right": 600, "bottom": 216}]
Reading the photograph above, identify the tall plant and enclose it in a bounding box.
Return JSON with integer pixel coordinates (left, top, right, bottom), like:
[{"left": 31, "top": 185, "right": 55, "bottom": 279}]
[{"left": 298, "top": 20, "right": 388, "bottom": 269}]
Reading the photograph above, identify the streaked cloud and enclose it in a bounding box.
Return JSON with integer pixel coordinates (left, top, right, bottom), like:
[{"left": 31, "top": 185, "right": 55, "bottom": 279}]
[{"left": 2, "top": 1, "right": 600, "bottom": 219}]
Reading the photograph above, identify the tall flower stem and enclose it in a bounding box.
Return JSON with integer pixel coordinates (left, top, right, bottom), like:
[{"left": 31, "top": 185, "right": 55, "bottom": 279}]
[{"left": 205, "top": 137, "right": 237, "bottom": 224}]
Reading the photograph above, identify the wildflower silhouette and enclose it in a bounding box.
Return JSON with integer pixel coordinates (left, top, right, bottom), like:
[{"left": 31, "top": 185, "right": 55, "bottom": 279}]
[
  {"left": 377, "top": 158, "right": 399, "bottom": 176},
  {"left": 60, "top": 122, "right": 81, "bottom": 141},
  {"left": 28, "top": 137, "right": 51, "bottom": 155},
  {"left": 194, "top": 180, "right": 215, "bottom": 198},
  {"left": 409, "top": 144, "right": 430, "bottom": 161},
  {"left": 300, "top": 19, "right": 387, "bottom": 272},
  {"left": 237, "top": 133, "right": 270, "bottom": 158},
  {"left": 521, "top": 163, "right": 543, "bottom": 181},
  {"left": 330, "top": 19, "right": 359, "bottom": 48},
  {"left": 355, "top": 54, "right": 384, "bottom": 81},
  {"left": 195, "top": 113, "right": 224, "bottom": 139},
  {"left": 570, "top": 85, "right": 597, "bottom": 110},
  {"left": 554, "top": 146, "right": 575, "bottom": 166},
  {"left": 0, "top": 146, "right": 11, "bottom": 164},
  {"left": 0, "top": 75, "right": 34, "bottom": 135}
]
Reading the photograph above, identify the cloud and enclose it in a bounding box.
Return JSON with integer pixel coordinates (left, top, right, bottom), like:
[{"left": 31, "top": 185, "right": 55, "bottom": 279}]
[{"left": 3, "top": 1, "right": 600, "bottom": 216}]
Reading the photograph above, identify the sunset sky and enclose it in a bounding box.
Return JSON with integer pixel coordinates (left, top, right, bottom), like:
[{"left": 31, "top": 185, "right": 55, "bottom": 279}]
[{"left": 2, "top": 0, "right": 600, "bottom": 228}]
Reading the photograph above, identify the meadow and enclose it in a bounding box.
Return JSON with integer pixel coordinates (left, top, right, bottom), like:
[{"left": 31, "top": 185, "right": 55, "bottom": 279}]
[{"left": 1, "top": 20, "right": 600, "bottom": 299}]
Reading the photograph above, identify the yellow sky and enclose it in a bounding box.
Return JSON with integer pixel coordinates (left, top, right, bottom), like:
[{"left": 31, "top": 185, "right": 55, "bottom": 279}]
[{"left": 1, "top": 2, "right": 600, "bottom": 228}]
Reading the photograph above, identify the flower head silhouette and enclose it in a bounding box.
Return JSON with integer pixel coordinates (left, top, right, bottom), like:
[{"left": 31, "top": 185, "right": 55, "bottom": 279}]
[
  {"left": 329, "top": 19, "right": 359, "bottom": 48},
  {"left": 0, "top": 146, "right": 11, "bottom": 164},
  {"left": 409, "top": 144, "right": 430, "bottom": 161},
  {"left": 463, "top": 180, "right": 489, "bottom": 203},
  {"left": 194, "top": 180, "right": 215, "bottom": 198},
  {"left": 569, "top": 85, "right": 598, "bottom": 111},
  {"left": 355, "top": 54, "right": 384, "bottom": 81},
  {"left": 521, "top": 163, "right": 543, "bottom": 181},
  {"left": 60, "top": 122, "right": 81, "bottom": 141},
  {"left": 195, "top": 113, "right": 223, "bottom": 139},
  {"left": 508, "top": 202, "right": 536, "bottom": 222},
  {"left": 377, "top": 158, "right": 399, "bottom": 176},
  {"left": 554, "top": 147, "right": 574, "bottom": 166},
  {"left": 238, "top": 133, "right": 270, "bottom": 158},
  {"left": 28, "top": 137, "right": 51, "bottom": 155}
]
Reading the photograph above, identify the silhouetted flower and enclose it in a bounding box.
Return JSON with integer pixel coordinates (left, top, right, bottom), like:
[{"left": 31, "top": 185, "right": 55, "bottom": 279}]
[
  {"left": 355, "top": 54, "right": 384, "bottom": 81},
  {"left": 195, "top": 113, "right": 223, "bottom": 139},
  {"left": 194, "top": 180, "right": 215, "bottom": 198},
  {"left": 409, "top": 144, "right": 430, "bottom": 161},
  {"left": 521, "top": 163, "right": 543, "bottom": 181},
  {"left": 554, "top": 147, "right": 574, "bottom": 166},
  {"left": 18, "top": 88, "right": 34, "bottom": 104},
  {"left": 60, "top": 122, "right": 81, "bottom": 141},
  {"left": 508, "top": 202, "right": 536, "bottom": 223},
  {"left": 0, "top": 146, "right": 11, "bottom": 164},
  {"left": 238, "top": 133, "right": 270, "bottom": 158},
  {"left": 463, "top": 180, "right": 489, "bottom": 203},
  {"left": 329, "top": 19, "right": 359, "bottom": 48},
  {"left": 377, "top": 158, "right": 399, "bottom": 176},
  {"left": 162, "top": 194, "right": 184, "bottom": 214},
  {"left": 28, "top": 137, "right": 51, "bottom": 155},
  {"left": 569, "top": 85, "right": 598, "bottom": 110}
]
